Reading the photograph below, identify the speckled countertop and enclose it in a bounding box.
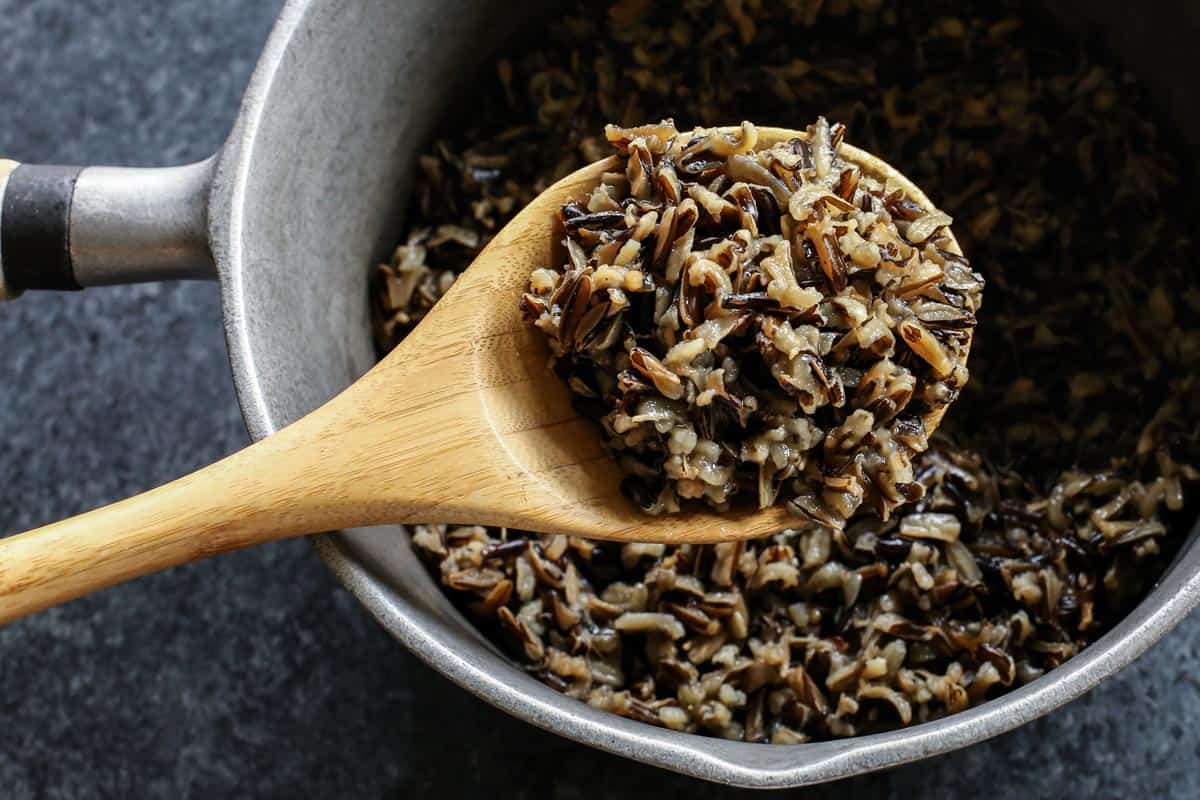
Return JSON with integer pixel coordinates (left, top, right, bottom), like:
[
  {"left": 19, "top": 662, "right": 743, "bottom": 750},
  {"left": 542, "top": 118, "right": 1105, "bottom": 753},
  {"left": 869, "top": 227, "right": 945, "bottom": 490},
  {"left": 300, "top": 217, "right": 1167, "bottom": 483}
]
[{"left": 0, "top": 1, "right": 1196, "bottom": 797}]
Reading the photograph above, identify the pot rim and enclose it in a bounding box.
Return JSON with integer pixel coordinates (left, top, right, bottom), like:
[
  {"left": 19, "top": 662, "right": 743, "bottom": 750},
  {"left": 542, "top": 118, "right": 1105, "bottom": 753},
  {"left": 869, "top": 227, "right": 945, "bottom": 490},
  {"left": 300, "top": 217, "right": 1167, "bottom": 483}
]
[{"left": 209, "top": 0, "right": 1200, "bottom": 787}]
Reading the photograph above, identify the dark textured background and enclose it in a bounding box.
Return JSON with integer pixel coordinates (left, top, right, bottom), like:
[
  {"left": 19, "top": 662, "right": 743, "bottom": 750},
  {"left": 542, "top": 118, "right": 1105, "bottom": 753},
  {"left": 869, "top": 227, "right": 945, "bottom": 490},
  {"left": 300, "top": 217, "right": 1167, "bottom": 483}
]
[{"left": 0, "top": 1, "right": 1196, "bottom": 797}]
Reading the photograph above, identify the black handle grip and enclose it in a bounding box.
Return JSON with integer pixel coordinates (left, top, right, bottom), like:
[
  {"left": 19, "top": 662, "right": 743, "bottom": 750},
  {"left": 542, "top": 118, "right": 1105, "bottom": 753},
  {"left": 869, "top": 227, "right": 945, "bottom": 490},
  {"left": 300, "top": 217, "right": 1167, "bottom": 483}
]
[{"left": 1, "top": 164, "right": 84, "bottom": 292}]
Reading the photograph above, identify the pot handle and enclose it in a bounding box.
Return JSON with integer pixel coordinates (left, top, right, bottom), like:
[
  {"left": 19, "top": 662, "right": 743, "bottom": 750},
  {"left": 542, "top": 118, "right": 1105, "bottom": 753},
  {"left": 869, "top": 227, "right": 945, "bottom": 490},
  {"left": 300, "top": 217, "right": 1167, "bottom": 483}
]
[{"left": 0, "top": 156, "right": 217, "bottom": 300}]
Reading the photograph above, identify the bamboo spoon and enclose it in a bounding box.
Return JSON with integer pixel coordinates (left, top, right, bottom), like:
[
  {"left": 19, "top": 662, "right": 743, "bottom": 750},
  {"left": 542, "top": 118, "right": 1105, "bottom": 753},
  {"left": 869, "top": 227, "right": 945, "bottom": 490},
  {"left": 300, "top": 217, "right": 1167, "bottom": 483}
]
[{"left": 0, "top": 128, "right": 967, "bottom": 623}]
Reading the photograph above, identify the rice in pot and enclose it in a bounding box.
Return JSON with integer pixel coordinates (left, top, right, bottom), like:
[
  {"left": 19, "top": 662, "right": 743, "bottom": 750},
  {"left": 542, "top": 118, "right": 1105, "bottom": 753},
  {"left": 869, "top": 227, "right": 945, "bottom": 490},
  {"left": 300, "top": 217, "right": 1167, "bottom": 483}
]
[{"left": 374, "top": 0, "right": 1200, "bottom": 742}]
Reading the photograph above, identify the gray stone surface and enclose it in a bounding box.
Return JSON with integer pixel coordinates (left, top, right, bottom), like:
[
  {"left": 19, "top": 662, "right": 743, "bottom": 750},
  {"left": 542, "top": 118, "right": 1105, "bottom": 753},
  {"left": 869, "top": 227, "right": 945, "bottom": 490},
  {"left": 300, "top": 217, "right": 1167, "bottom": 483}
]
[{"left": 0, "top": 1, "right": 1196, "bottom": 797}]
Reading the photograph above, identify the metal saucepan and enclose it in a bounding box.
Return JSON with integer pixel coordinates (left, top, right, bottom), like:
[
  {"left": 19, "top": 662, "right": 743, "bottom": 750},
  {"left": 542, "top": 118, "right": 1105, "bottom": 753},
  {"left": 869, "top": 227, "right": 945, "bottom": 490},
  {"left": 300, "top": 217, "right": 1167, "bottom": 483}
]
[{"left": 1, "top": 0, "right": 1197, "bottom": 788}]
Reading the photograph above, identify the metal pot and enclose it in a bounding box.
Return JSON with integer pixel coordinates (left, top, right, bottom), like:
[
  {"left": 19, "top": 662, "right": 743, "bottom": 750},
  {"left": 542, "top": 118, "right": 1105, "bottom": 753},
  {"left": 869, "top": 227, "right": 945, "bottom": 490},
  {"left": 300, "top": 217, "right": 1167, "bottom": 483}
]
[{"left": 1, "top": 0, "right": 1197, "bottom": 788}]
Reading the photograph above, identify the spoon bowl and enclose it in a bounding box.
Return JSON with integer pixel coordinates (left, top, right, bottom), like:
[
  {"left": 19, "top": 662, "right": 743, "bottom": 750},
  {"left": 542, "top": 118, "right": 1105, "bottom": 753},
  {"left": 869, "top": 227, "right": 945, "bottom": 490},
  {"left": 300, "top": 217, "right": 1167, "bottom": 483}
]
[{"left": 0, "top": 127, "right": 966, "bottom": 622}]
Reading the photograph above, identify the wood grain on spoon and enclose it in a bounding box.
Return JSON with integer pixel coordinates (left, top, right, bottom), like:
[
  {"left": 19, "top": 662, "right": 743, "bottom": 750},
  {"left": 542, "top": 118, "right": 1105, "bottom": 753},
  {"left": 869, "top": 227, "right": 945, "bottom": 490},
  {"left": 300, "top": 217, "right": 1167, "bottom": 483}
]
[{"left": 0, "top": 128, "right": 967, "bottom": 622}]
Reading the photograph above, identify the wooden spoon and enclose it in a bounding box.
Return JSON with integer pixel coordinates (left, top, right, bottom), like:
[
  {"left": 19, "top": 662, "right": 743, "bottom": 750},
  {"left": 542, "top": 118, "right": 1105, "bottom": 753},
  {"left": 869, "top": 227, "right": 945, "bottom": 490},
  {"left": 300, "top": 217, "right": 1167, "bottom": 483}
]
[{"left": 0, "top": 128, "right": 967, "bottom": 622}]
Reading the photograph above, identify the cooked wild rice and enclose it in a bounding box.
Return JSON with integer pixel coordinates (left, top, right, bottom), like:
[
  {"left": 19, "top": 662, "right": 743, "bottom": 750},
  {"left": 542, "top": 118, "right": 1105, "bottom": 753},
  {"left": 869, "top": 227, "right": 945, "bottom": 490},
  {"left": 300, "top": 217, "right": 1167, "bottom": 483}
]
[
  {"left": 374, "top": 1, "right": 1200, "bottom": 742},
  {"left": 520, "top": 118, "right": 982, "bottom": 524}
]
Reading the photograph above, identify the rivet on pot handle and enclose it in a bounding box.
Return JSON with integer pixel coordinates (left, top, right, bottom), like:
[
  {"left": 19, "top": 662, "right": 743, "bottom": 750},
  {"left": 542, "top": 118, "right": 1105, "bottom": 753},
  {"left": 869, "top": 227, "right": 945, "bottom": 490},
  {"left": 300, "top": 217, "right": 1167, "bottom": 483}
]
[{"left": 0, "top": 157, "right": 217, "bottom": 301}]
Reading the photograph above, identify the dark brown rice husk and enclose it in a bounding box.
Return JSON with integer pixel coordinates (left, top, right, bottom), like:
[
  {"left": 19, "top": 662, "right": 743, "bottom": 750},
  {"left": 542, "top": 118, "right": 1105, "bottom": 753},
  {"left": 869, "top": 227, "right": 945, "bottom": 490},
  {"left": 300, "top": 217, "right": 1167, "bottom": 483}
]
[{"left": 374, "top": 0, "right": 1200, "bottom": 743}]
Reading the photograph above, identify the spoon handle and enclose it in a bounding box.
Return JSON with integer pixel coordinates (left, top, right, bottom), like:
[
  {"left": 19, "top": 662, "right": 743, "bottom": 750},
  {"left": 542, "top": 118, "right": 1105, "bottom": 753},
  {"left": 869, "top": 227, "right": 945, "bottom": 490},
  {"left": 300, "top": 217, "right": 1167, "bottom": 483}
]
[
  {"left": 0, "top": 427, "right": 346, "bottom": 624},
  {"left": 0, "top": 354, "right": 454, "bottom": 622},
  {"left": 0, "top": 334, "right": 528, "bottom": 623}
]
